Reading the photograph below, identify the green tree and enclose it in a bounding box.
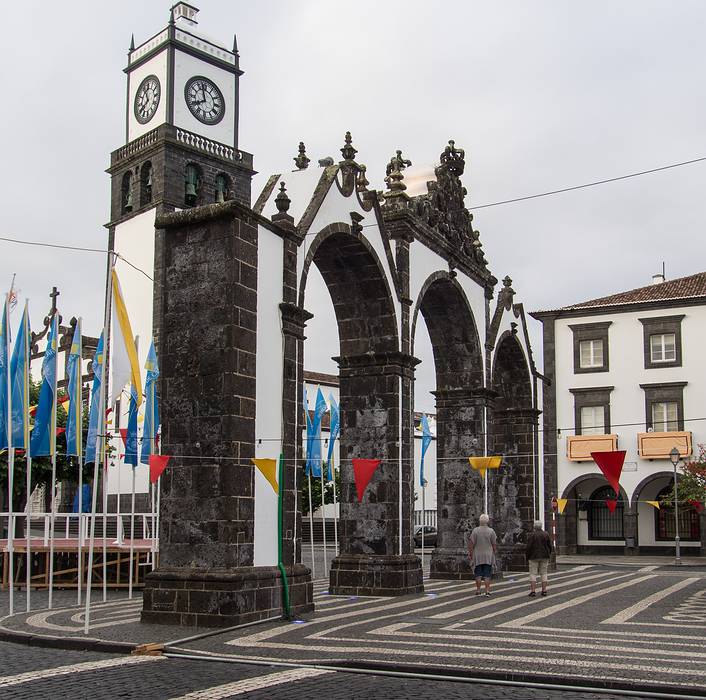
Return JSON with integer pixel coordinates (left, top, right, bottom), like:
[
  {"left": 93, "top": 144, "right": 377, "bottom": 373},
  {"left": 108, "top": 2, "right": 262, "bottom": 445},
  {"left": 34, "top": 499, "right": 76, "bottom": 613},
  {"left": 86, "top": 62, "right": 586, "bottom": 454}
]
[
  {"left": 301, "top": 463, "right": 340, "bottom": 516},
  {"left": 661, "top": 444, "right": 706, "bottom": 506}
]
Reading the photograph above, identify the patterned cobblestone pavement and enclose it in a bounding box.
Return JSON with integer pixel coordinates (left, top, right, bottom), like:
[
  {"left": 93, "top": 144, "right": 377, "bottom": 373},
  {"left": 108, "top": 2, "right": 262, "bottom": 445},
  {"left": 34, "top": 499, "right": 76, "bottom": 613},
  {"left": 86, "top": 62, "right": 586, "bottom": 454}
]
[{"left": 1, "top": 565, "right": 705, "bottom": 698}]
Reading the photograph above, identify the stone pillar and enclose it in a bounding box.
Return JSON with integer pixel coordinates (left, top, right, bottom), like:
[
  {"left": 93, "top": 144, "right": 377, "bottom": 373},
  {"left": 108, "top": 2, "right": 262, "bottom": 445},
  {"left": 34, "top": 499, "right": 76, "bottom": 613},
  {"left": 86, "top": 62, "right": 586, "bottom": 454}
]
[
  {"left": 489, "top": 407, "right": 541, "bottom": 571},
  {"left": 329, "top": 351, "right": 423, "bottom": 596},
  {"left": 142, "top": 202, "right": 313, "bottom": 627},
  {"left": 429, "top": 388, "right": 489, "bottom": 579},
  {"left": 279, "top": 303, "right": 312, "bottom": 567}
]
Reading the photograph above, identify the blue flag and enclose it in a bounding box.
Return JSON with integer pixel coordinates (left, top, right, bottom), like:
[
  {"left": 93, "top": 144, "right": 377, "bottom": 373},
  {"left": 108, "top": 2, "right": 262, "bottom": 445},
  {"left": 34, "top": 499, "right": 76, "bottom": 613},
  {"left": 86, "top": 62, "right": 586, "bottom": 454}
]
[
  {"left": 420, "top": 414, "right": 432, "bottom": 487},
  {"left": 30, "top": 314, "right": 59, "bottom": 457},
  {"left": 65, "top": 320, "right": 83, "bottom": 457},
  {"left": 326, "top": 393, "right": 339, "bottom": 480},
  {"left": 306, "top": 388, "right": 327, "bottom": 478},
  {"left": 10, "top": 304, "right": 30, "bottom": 449},
  {"left": 140, "top": 341, "right": 159, "bottom": 464},
  {"left": 84, "top": 333, "right": 104, "bottom": 465},
  {"left": 0, "top": 300, "right": 9, "bottom": 450},
  {"left": 124, "top": 384, "right": 139, "bottom": 467}
]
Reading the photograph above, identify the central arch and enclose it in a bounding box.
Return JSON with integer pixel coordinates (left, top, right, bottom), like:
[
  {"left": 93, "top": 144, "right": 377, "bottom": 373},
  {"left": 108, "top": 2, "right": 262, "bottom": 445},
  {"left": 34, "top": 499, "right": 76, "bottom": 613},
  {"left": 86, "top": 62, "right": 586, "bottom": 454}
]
[
  {"left": 301, "top": 222, "right": 422, "bottom": 595},
  {"left": 412, "top": 273, "right": 486, "bottom": 578}
]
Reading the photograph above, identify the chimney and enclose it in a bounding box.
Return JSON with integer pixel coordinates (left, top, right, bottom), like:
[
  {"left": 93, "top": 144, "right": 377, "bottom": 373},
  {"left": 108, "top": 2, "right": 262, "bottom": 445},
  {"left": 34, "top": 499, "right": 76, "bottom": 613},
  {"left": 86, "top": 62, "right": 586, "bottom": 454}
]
[{"left": 652, "top": 273, "right": 665, "bottom": 285}]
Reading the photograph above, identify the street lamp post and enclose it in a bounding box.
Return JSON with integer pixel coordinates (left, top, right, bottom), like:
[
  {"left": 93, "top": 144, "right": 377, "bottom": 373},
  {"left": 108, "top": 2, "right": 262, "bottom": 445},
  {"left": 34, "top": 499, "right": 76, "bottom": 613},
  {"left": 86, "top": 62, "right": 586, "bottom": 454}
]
[{"left": 669, "top": 447, "right": 681, "bottom": 565}]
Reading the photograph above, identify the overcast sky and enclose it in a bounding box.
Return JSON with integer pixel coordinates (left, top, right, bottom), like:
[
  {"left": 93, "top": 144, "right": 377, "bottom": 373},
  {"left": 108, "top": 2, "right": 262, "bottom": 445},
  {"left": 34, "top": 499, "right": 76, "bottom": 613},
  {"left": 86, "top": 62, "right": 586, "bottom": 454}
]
[{"left": 3, "top": 1, "right": 706, "bottom": 412}]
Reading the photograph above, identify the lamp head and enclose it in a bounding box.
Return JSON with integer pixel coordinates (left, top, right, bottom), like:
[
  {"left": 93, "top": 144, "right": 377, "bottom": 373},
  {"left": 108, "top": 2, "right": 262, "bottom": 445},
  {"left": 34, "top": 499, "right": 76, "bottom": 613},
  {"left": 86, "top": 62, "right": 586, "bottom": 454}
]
[{"left": 670, "top": 447, "right": 680, "bottom": 466}]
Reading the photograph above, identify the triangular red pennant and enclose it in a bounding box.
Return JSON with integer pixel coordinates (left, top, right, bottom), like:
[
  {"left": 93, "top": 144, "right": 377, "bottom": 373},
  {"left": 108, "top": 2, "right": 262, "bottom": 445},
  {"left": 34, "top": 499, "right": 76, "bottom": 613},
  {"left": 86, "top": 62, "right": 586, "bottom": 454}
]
[
  {"left": 352, "top": 458, "right": 381, "bottom": 503},
  {"left": 119, "top": 428, "right": 128, "bottom": 447},
  {"left": 56, "top": 427, "right": 66, "bottom": 436},
  {"left": 591, "top": 450, "right": 626, "bottom": 497},
  {"left": 688, "top": 499, "right": 704, "bottom": 514},
  {"left": 149, "top": 454, "right": 171, "bottom": 484},
  {"left": 605, "top": 498, "right": 618, "bottom": 513}
]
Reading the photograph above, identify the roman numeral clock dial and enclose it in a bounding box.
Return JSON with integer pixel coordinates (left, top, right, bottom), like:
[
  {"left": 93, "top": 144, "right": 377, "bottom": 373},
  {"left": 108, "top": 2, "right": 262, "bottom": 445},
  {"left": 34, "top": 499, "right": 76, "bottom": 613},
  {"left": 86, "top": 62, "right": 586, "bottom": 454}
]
[
  {"left": 134, "top": 75, "right": 161, "bottom": 124},
  {"left": 185, "top": 76, "right": 225, "bottom": 125}
]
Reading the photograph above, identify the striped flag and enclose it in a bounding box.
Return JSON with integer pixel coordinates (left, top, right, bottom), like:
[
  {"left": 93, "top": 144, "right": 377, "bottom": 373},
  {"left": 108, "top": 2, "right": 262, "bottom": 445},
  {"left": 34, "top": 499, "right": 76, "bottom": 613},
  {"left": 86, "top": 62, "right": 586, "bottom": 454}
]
[
  {"left": 29, "top": 314, "right": 59, "bottom": 457},
  {"left": 140, "top": 341, "right": 159, "bottom": 464},
  {"left": 65, "top": 320, "right": 83, "bottom": 457},
  {"left": 326, "top": 393, "right": 339, "bottom": 480},
  {"left": 420, "top": 414, "right": 432, "bottom": 487},
  {"left": 9, "top": 303, "right": 30, "bottom": 449},
  {"left": 0, "top": 298, "right": 9, "bottom": 450},
  {"left": 110, "top": 268, "right": 142, "bottom": 406},
  {"left": 84, "top": 333, "right": 104, "bottom": 465}
]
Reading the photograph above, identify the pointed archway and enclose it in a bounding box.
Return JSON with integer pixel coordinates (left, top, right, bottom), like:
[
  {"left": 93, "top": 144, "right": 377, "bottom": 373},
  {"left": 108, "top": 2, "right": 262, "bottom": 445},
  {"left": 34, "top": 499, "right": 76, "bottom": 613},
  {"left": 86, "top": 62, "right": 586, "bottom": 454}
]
[
  {"left": 301, "top": 222, "right": 423, "bottom": 595},
  {"left": 412, "top": 273, "right": 487, "bottom": 578}
]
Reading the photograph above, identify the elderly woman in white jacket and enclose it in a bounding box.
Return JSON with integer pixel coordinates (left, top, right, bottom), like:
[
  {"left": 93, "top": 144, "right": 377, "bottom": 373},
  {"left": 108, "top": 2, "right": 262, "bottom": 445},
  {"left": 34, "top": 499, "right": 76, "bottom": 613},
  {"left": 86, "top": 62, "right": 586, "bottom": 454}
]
[{"left": 468, "top": 514, "right": 497, "bottom": 596}]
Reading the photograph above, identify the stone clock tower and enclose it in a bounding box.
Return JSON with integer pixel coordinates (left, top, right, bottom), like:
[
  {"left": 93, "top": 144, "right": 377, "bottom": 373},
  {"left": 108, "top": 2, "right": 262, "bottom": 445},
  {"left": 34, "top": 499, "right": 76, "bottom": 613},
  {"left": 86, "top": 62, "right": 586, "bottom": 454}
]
[{"left": 105, "top": 2, "right": 254, "bottom": 505}]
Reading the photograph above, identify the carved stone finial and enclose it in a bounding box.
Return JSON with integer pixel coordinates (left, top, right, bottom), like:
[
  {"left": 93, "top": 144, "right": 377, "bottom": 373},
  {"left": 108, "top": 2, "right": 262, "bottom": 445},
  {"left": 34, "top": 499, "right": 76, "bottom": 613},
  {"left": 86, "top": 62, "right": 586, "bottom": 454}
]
[
  {"left": 499, "top": 275, "right": 516, "bottom": 310},
  {"left": 294, "top": 142, "right": 310, "bottom": 170},
  {"left": 350, "top": 211, "right": 364, "bottom": 235},
  {"left": 439, "top": 139, "right": 465, "bottom": 177},
  {"left": 385, "top": 149, "right": 412, "bottom": 194},
  {"left": 129, "top": 34, "right": 135, "bottom": 52},
  {"left": 318, "top": 157, "right": 334, "bottom": 167},
  {"left": 503, "top": 275, "right": 513, "bottom": 288},
  {"left": 169, "top": 7, "right": 175, "bottom": 25},
  {"left": 232, "top": 34, "right": 239, "bottom": 55},
  {"left": 356, "top": 164, "right": 369, "bottom": 192},
  {"left": 340, "top": 131, "right": 358, "bottom": 161},
  {"left": 275, "top": 181, "right": 291, "bottom": 214},
  {"left": 385, "top": 149, "right": 412, "bottom": 178}
]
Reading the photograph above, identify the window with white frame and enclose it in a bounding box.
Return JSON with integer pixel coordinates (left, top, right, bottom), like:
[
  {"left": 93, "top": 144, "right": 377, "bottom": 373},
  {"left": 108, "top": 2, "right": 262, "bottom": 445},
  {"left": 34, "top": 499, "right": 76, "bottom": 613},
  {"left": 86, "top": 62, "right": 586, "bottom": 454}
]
[
  {"left": 580, "top": 406, "right": 605, "bottom": 435},
  {"left": 579, "top": 339, "right": 603, "bottom": 368},
  {"left": 650, "top": 333, "right": 676, "bottom": 363},
  {"left": 651, "top": 401, "right": 678, "bottom": 432}
]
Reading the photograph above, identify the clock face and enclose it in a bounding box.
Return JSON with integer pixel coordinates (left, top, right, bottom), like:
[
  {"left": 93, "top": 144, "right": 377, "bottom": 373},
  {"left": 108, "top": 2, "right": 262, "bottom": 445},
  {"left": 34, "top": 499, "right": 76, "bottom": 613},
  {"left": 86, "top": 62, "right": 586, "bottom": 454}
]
[
  {"left": 134, "top": 75, "right": 161, "bottom": 124},
  {"left": 184, "top": 76, "right": 225, "bottom": 125}
]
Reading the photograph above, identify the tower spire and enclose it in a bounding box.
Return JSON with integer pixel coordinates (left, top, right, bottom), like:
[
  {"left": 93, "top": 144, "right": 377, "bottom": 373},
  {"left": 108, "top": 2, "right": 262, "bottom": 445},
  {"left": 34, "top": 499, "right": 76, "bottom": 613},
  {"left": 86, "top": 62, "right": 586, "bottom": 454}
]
[{"left": 129, "top": 33, "right": 135, "bottom": 52}]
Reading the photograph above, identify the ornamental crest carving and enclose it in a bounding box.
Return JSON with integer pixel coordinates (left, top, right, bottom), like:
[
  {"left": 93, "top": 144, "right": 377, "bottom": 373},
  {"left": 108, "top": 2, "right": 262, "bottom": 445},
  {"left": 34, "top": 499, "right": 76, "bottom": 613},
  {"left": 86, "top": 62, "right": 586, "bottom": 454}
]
[{"left": 409, "top": 140, "right": 488, "bottom": 268}]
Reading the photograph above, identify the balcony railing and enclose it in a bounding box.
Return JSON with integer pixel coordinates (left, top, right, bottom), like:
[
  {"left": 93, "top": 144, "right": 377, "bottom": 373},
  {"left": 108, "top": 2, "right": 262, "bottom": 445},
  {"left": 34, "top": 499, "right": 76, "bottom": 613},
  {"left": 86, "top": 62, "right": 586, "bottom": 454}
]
[
  {"left": 638, "top": 431, "right": 692, "bottom": 459},
  {"left": 566, "top": 434, "right": 618, "bottom": 461}
]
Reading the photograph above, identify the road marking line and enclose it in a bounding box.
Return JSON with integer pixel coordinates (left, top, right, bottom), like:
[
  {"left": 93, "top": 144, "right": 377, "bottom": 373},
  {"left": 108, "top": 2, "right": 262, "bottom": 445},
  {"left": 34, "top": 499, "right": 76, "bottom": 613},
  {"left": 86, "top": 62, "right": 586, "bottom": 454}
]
[
  {"left": 509, "top": 623, "right": 706, "bottom": 640},
  {"left": 167, "top": 668, "right": 333, "bottom": 699},
  {"left": 367, "top": 622, "right": 706, "bottom": 660},
  {"left": 638, "top": 565, "right": 660, "bottom": 572},
  {"left": 499, "top": 575, "right": 656, "bottom": 628},
  {"left": 26, "top": 608, "right": 141, "bottom": 632},
  {"left": 429, "top": 570, "right": 618, "bottom": 620},
  {"left": 226, "top": 639, "right": 706, "bottom": 678},
  {"left": 0, "top": 655, "right": 162, "bottom": 688},
  {"left": 602, "top": 577, "right": 699, "bottom": 624},
  {"left": 171, "top": 647, "right": 704, "bottom": 689}
]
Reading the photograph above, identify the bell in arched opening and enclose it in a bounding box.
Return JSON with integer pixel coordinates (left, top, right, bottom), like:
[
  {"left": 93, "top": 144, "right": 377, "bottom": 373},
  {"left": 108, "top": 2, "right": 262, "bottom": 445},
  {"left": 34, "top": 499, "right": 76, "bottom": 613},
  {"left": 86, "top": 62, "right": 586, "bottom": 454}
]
[
  {"left": 185, "top": 164, "right": 201, "bottom": 206},
  {"left": 215, "top": 173, "right": 230, "bottom": 203},
  {"left": 121, "top": 171, "right": 133, "bottom": 214}
]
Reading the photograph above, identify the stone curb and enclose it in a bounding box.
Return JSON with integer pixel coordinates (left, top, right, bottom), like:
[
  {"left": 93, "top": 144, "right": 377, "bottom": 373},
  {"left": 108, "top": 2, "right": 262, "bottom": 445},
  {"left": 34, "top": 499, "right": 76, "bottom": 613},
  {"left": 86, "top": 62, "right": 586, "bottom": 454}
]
[
  {"left": 0, "top": 625, "right": 138, "bottom": 655},
  {"left": 333, "top": 659, "right": 706, "bottom": 698}
]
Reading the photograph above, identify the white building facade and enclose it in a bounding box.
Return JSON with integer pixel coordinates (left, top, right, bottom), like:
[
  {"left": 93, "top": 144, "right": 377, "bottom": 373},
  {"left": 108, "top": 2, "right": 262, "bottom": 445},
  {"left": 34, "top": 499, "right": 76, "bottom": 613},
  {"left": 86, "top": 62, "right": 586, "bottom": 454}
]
[{"left": 533, "top": 272, "right": 706, "bottom": 555}]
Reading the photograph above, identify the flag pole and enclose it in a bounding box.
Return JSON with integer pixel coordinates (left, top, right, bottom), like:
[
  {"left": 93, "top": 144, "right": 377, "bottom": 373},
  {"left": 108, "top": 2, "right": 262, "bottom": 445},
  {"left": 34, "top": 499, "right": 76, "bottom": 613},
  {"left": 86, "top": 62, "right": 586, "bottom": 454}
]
[
  {"left": 421, "top": 482, "right": 425, "bottom": 568},
  {"left": 116, "top": 450, "right": 122, "bottom": 544},
  {"left": 320, "top": 452, "right": 328, "bottom": 576},
  {"left": 102, "top": 447, "right": 108, "bottom": 602},
  {"left": 307, "top": 472, "right": 315, "bottom": 579},
  {"left": 128, "top": 461, "right": 136, "bottom": 599},
  {"left": 85, "top": 252, "right": 114, "bottom": 634},
  {"left": 47, "top": 314, "right": 59, "bottom": 610},
  {"left": 22, "top": 301, "right": 31, "bottom": 611},
  {"left": 75, "top": 318, "right": 84, "bottom": 606},
  {"left": 77, "top": 454, "right": 82, "bottom": 605},
  {"left": 331, "top": 455, "right": 338, "bottom": 555},
  {"left": 5, "top": 293, "right": 15, "bottom": 616}
]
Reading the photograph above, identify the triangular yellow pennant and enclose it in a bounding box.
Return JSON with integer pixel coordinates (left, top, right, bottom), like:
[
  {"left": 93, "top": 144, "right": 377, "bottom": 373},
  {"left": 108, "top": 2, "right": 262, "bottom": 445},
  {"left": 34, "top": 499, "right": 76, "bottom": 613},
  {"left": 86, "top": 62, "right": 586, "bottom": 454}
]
[
  {"left": 557, "top": 498, "right": 568, "bottom": 515},
  {"left": 468, "top": 456, "right": 502, "bottom": 480},
  {"left": 252, "top": 458, "right": 278, "bottom": 495},
  {"left": 645, "top": 500, "right": 660, "bottom": 510}
]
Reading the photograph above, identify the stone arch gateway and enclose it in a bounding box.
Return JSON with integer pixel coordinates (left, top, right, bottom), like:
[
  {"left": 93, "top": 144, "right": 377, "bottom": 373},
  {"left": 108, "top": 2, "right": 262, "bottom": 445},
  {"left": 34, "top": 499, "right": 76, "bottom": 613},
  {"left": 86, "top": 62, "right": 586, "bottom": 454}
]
[{"left": 142, "top": 136, "right": 541, "bottom": 626}]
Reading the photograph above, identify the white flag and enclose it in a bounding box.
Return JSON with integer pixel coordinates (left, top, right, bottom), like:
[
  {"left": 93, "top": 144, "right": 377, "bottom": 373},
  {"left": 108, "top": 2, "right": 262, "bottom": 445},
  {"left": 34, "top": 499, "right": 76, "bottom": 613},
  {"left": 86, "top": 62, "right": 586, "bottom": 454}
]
[{"left": 110, "top": 268, "right": 142, "bottom": 406}]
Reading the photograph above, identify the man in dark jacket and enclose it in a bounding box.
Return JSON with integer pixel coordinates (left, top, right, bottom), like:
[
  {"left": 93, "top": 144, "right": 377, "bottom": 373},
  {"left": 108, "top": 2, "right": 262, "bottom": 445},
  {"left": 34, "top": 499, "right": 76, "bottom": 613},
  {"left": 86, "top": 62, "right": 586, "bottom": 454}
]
[{"left": 526, "top": 520, "right": 552, "bottom": 597}]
